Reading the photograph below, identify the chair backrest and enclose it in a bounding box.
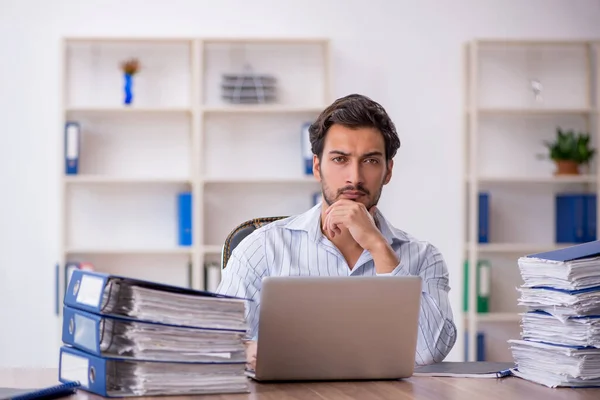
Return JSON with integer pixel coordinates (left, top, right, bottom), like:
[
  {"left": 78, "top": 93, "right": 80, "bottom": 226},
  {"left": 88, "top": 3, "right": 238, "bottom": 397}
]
[{"left": 221, "top": 216, "right": 288, "bottom": 269}]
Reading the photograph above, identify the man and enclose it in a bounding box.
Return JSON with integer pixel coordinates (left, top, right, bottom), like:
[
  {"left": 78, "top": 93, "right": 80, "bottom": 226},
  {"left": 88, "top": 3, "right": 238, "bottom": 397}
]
[{"left": 216, "top": 94, "right": 457, "bottom": 369}]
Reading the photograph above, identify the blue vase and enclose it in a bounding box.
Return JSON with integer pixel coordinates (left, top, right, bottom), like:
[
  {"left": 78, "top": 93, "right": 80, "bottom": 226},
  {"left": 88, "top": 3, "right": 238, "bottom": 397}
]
[{"left": 124, "top": 73, "right": 133, "bottom": 105}]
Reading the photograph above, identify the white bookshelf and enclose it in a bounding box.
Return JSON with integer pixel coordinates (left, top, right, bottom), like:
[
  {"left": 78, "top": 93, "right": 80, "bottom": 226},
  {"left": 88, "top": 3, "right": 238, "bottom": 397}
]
[
  {"left": 464, "top": 39, "right": 599, "bottom": 362},
  {"left": 57, "top": 37, "right": 330, "bottom": 331}
]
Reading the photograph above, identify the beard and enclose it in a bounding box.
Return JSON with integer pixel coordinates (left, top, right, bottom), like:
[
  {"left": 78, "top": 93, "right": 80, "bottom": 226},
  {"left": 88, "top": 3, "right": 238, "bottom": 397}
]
[{"left": 320, "top": 177, "right": 384, "bottom": 210}]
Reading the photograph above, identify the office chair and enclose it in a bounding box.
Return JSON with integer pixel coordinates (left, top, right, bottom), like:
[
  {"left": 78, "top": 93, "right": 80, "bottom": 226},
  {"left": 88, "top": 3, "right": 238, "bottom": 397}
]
[{"left": 221, "top": 216, "right": 288, "bottom": 269}]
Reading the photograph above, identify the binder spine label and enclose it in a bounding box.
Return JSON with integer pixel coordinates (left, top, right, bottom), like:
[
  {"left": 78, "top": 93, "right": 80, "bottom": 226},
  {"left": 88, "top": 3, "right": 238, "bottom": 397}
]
[
  {"left": 478, "top": 262, "right": 490, "bottom": 297},
  {"left": 74, "top": 313, "right": 100, "bottom": 354},
  {"left": 75, "top": 275, "right": 104, "bottom": 307},
  {"left": 65, "top": 122, "right": 80, "bottom": 175},
  {"left": 60, "top": 351, "right": 89, "bottom": 387}
]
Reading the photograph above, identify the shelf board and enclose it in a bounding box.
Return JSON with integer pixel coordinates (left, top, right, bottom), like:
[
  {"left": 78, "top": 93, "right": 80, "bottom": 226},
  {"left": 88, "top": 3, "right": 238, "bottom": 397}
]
[
  {"left": 475, "top": 107, "right": 594, "bottom": 115},
  {"left": 464, "top": 312, "right": 521, "bottom": 322},
  {"left": 65, "top": 106, "right": 192, "bottom": 114},
  {"left": 202, "top": 37, "right": 329, "bottom": 45},
  {"left": 203, "top": 177, "right": 317, "bottom": 184},
  {"left": 202, "top": 105, "right": 324, "bottom": 114},
  {"left": 65, "top": 37, "right": 195, "bottom": 44},
  {"left": 203, "top": 245, "right": 223, "bottom": 255},
  {"left": 471, "top": 175, "right": 596, "bottom": 184},
  {"left": 65, "top": 248, "right": 194, "bottom": 255},
  {"left": 474, "top": 38, "right": 593, "bottom": 47},
  {"left": 472, "top": 243, "right": 579, "bottom": 254},
  {"left": 64, "top": 176, "right": 192, "bottom": 185}
]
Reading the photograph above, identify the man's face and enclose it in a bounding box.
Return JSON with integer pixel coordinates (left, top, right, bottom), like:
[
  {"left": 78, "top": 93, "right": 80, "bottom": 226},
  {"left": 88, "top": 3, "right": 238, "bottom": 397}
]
[{"left": 313, "top": 124, "right": 393, "bottom": 210}]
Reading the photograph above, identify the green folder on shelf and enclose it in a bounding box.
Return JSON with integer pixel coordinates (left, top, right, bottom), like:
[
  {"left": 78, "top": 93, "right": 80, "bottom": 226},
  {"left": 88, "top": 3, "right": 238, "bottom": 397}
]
[{"left": 463, "top": 259, "right": 490, "bottom": 313}]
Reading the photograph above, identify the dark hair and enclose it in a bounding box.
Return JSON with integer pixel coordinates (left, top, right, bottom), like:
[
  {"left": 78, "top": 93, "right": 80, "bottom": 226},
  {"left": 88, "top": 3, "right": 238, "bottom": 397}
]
[{"left": 308, "top": 94, "right": 401, "bottom": 160}]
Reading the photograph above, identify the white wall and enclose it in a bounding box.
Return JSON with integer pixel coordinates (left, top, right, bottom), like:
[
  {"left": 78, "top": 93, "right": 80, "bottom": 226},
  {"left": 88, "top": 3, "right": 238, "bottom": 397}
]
[{"left": 1, "top": 0, "right": 600, "bottom": 367}]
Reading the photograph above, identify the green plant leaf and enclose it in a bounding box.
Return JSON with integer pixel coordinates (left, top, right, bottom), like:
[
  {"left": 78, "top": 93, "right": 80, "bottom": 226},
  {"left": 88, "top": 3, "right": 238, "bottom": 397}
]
[{"left": 543, "top": 127, "right": 595, "bottom": 164}]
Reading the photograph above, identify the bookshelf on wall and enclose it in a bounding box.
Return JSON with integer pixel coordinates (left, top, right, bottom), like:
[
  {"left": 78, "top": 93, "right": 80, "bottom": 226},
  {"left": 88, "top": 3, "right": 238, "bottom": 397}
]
[
  {"left": 58, "top": 37, "right": 330, "bottom": 322},
  {"left": 464, "top": 39, "right": 599, "bottom": 362}
]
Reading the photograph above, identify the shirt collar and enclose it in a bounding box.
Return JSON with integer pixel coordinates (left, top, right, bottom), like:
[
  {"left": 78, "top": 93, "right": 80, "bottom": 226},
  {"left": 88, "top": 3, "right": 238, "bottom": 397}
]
[{"left": 284, "top": 202, "right": 408, "bottom": 246}]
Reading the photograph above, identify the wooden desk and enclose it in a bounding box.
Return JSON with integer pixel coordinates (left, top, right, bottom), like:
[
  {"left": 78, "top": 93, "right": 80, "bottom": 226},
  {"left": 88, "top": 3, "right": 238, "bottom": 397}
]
[{"left": 2, "top": 368, "right": 599, "bottom": 400}]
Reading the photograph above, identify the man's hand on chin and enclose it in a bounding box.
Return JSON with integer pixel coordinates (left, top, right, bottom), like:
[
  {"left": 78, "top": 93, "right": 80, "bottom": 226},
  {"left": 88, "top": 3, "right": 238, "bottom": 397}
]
[
  {"left": 245, "top": 340, "right": 257, "bottom": 371},
  {"left": 323, "top": 199, "right": 399, "bottom": 274},
  {"left": 322, "top": 199, "right": 385, "bottom": 251}
]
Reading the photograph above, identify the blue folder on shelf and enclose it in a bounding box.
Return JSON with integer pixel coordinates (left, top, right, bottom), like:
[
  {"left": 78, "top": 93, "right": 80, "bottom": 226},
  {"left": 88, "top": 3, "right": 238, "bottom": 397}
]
[
  {"left": 478, "top": 192, "right": 489, "bottom": 243},
  {"left": 586, "top": 194, "right": 597, "bottom": 242},
  {"left": 0, "top": 381, "right": 79, "bottom": 400},
  {"left": 64, "top": 122, "right": 80, "bottom": 175},
  {"left": 555, "top": 193, "right": 597, "bottom": 243},
  {"left": 177, "top": 192, "right": 192, "bottom": 246}
]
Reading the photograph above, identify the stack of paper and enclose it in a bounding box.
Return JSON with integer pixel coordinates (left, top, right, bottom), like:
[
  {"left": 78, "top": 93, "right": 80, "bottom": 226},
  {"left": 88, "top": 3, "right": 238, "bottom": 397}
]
[
  {"left": 509, "top": 241, "right": 600, "bottom": 388},
  {"left": 58, "top": 269, "right": 251, "bottom": 397},
  {"left": 520, "top": 311, "right": 600, "bottom": 348},
  {"left": 509, "top": 340, "right": 600, "bottom": 387},
  {"left": 101, "top": 279, "right": 247, "bottom": 330}
]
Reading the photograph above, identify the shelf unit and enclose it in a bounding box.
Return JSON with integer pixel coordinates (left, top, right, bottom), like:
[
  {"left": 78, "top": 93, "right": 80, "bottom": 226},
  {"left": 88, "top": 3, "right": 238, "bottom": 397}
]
[
  {"left": 464, "top": 39, "right": 599, "bottom": 361},
  {"left": 57, "top": 37, "right": 329, "bottom": 328}
]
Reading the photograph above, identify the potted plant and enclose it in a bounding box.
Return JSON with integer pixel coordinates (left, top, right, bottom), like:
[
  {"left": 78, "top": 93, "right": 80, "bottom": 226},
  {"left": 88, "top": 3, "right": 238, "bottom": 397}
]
[{"left": 543, "top": 127, "right": 595, "bottom": 175}]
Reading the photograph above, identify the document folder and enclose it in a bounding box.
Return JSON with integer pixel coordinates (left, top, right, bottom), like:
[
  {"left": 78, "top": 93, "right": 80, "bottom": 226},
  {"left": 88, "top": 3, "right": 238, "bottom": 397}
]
[
  {"left": 512, "top": 241, "right": 600, "bottom": 388},
  {"left": 0, "top": 381, "right": 79, "bottom": 400},
  {"left": 413, "top": 361, "right": 514, "bottom": 378},
  {"left": 526, "top": 240, "right": 600, "bottom": 262},
  {"left": 63, "top": 269, "right": 248, "bottom": 331},
  {"left": 519, "top": 241, "right": 600, "bottom": 292},
  {"left": 61, "top": 305, "right": 246, "bottom": 362},
  {"left": 58, "top": 346, "right": 248, "bottom": 397},
  {"left": 64, "top": 122, "right": 80, "bottom": 175}
]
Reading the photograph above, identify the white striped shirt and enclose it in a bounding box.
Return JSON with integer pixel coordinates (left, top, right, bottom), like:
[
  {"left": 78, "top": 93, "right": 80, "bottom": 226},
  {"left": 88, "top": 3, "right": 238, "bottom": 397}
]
[{"left": 216, "top": 203, "right": 457, "bottom": 365}]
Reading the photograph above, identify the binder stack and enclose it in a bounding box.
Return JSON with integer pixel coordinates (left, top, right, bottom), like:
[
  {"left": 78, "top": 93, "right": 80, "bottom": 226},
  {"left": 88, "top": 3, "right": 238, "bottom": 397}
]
[
  {"left": 509, "top": 241, "right": 600, "bottom": 388},
  {"left": 58, "top": 269, "right": 251, "bottom": 397}
]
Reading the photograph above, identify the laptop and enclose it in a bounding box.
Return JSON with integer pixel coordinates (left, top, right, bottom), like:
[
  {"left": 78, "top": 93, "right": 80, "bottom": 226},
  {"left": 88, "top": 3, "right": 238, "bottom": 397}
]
[{"left": 247, "top": 275, "right": 422, "bottom": 381}]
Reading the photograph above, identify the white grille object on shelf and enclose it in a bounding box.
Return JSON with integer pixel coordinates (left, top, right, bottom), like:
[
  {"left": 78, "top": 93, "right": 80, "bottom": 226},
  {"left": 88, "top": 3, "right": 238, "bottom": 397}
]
[{"left": 221, "top": 65, "right": 277, "bottom": 104}]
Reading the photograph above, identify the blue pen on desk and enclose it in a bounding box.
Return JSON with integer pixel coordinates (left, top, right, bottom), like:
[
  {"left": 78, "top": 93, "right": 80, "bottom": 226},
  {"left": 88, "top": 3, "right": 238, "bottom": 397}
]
[{"left": 496, "top": 369, "right": 513, "bottom": 378}]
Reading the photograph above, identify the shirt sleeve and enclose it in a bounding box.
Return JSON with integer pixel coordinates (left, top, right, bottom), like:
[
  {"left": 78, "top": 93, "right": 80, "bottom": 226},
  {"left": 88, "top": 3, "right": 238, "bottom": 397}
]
[
  {"left": 215, "top": 236, "right": 267, "bottom": 341},
  {"left": 383, "top": 244, "right": 457, "bottom": 365}
]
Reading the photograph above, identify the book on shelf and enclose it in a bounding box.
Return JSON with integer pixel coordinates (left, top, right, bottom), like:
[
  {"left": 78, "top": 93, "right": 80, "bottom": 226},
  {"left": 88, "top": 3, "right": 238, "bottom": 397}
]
[
  {"left": 478, "top": 192, "right": 489, "bottom": 243},
  {"left": 555, "top": 193, "right": 597, "bottom": 244},
  {"left": 463, "top": 259, "right": 490, "bottom": 313},
  {"left": 64, "top": 121, "right": 80, "bottom": 175},
  {"left": 463, "top": 331, "right": 486, "bottom": 361},
  {"left": 510, "top": 241, "right": 600, "bottom": 388},
  {"left": 177, "top": 191, "right": 192, "bottom": 246},
  {"left": 301, "top": 122, "right": 312, "bottom": 175},
  {"left": 59, "top": 269, "right": 251, "bottom": 396}
]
